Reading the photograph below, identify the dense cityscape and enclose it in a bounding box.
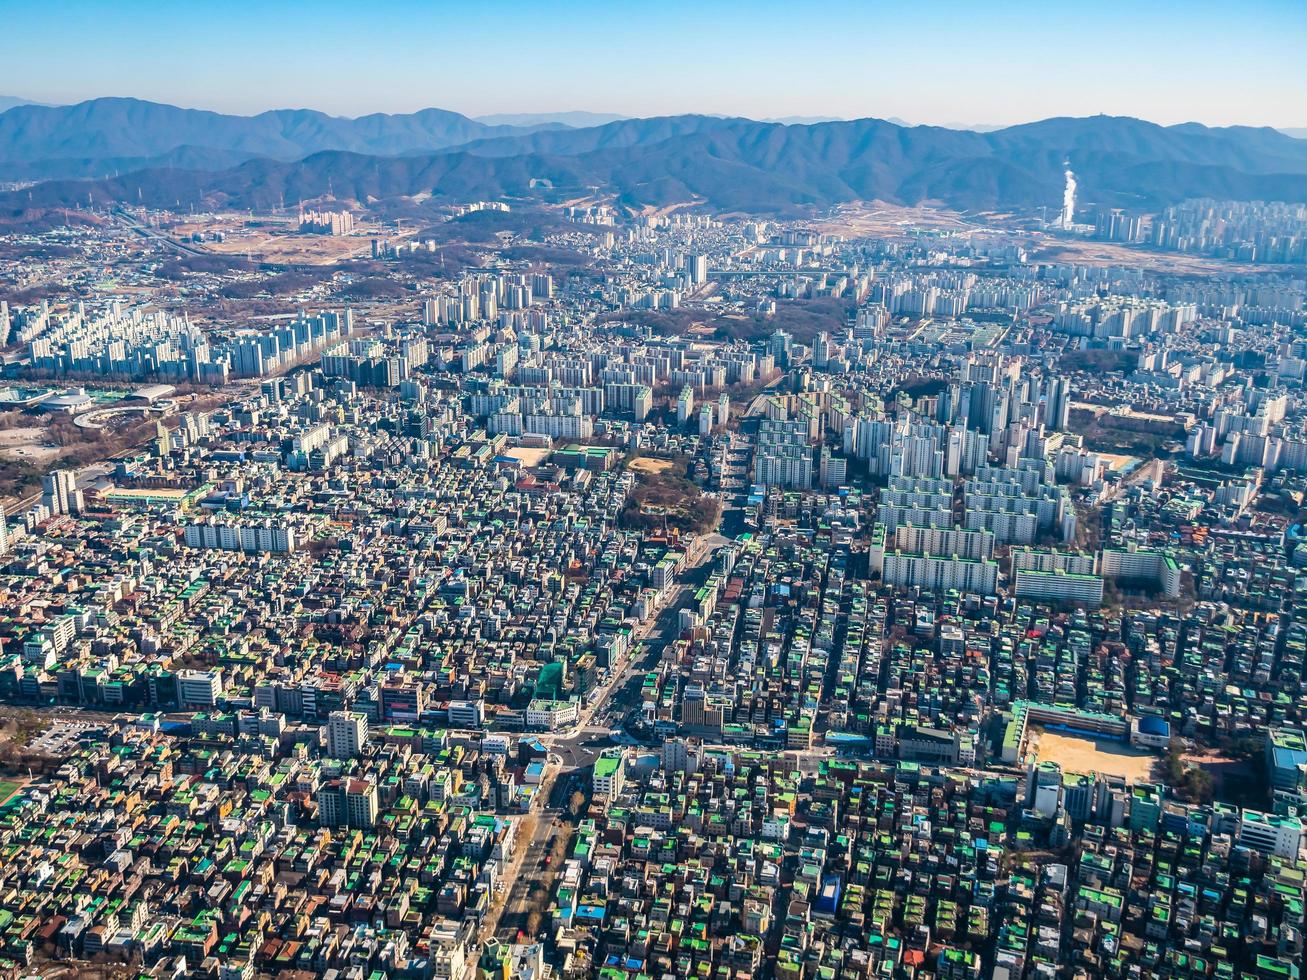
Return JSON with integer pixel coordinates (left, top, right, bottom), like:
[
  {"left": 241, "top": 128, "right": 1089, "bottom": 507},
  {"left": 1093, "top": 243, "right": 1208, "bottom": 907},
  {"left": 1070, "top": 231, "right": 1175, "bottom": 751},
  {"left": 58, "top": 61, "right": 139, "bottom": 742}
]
[
  {"left": 0, "top": 183, "right": 1304, "bottom": 980},
  {"left": 1, "top": 5, "right": 1306, "bottom": 978}
]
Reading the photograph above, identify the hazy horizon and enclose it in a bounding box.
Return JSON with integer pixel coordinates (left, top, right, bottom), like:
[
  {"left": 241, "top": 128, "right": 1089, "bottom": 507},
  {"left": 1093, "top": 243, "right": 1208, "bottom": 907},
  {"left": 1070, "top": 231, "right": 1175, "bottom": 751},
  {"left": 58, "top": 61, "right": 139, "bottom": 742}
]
[
  {"left": 2, "top": 0, "right": 1303, "bottom": 129},
  {"left": 0, "top": 97, "right": 1303, "bottom": 136}
]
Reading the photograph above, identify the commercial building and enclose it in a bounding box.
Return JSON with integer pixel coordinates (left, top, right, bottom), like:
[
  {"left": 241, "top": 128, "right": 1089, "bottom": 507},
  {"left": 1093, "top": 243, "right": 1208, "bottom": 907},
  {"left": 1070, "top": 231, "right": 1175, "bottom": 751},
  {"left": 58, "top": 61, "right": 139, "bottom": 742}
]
[
  {"left": 1238, "top": 809, "right": 1303, "bottom": 860},
  {"left": 592, "top": 750, "right": 625, "bottom": 797}
]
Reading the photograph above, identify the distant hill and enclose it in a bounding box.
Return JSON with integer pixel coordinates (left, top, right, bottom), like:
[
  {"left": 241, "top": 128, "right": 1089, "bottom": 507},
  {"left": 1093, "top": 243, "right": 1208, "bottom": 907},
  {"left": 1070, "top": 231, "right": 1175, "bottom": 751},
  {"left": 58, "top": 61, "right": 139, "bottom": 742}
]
[
  {"left": 762, "top": 116, "right": 847, "bottom": 125},
  {"left": 474, "top": 111, "right": 627, "bottom": 128},
  {"left": 940, "top": 122, "right": 1006, "bottom": 133},
  {"left": 0, "top": 97, "right": 558, "bottom": 180},
  {"left": 6, "top": 112, "right": 1307, "bottom": 215},
  {"left": 1280, "top": 128, "right": 1307, "bottom": 140},
  {"left": 451, "top": 114, "right": 752, "bottom": 158},
  {"left": 0, "top": 96, "right": 41, "bottom": 112}
]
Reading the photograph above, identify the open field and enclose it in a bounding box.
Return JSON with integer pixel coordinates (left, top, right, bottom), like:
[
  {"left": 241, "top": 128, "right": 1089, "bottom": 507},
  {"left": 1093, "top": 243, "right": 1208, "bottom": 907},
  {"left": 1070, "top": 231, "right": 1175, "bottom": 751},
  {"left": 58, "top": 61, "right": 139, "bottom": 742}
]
[
  {"left": 169, "top": 215, "right": 419, "bottom": 265},
  {"left": 0, "top": 425, "right": 62, "bottom": 464},
  {"left": 1030, "top": 727, "right": 1157, "bottom": 783},
  {"left": 628, "top": 457, "right": 677, "bottom": 475},
  {"left": 812, "top": 207, "right": 1288, "bottom": 276},
  {"left": 0, "top": 781, "right": 20, "bottom": 804},
  {"left": 813, "top": 201, "right": 979, "bottom": 238},
  {"left": 1028, "top": 233, "right": 1273, "bottom": 276},
  {"left": 183, "top": 229, "right": 371, "bottom": 265}
]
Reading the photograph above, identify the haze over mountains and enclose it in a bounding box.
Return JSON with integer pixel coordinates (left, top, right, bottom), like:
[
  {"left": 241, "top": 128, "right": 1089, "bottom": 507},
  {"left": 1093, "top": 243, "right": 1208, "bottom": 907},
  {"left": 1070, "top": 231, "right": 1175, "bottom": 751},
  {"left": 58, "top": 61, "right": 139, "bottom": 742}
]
[
  {"left": 2, "top": 97, "right": 1307, "bottom": 216},
  {"left": 473, "top": 111, "right": 627, "bottom": 129}
]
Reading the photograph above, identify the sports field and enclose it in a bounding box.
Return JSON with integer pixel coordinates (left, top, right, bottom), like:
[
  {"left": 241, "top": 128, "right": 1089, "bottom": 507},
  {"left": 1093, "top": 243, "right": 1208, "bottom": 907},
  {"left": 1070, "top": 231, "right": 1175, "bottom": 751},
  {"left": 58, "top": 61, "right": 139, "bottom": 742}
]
[
  {"left": 1030, "top": 727, "right": 1156, "bottom": 783},
  {"left": 502, "top": 447, "right": 552, "bottom": 467}
]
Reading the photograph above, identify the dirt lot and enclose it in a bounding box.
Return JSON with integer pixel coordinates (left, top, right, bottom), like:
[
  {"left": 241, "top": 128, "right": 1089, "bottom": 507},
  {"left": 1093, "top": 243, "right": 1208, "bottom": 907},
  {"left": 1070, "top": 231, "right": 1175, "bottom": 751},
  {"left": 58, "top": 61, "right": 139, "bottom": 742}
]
[
  {"left": 502, "top": 446, "right": 552, "bottom": 468},
  {"left": 1095, "top": 452, "right": 1143, "bottom": 474},
  {"left": 169, "top": 215, "right": 418, "bottom": 266},
  {"left": 1028, "top": 234, "right": 1271, "bottom": 275},
  {"left": 1030, "top": 727, "right": 1158, "bottom": 783},
  {"left": 812, "top": 203, "right": 1276, "bottom": 277},
  {"left": 0, "top": 425, "right": 62, "bottom": 464},
  {"left": 627, "top": 457, "right": 677, "bottom": 475},
  {"left": 187, "top": 230, "right": 373, "bottom": 265},
  {"left": 813, "top": 201, "right": 980, "bottom": 238}
]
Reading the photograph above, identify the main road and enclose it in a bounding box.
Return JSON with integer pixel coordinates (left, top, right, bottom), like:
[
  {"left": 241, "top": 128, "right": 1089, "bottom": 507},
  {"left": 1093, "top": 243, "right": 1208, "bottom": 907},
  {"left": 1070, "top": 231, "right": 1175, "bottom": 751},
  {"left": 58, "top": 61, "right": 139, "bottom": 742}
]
[
  {"left": 483, "top": 530, "right": 725, "bottom": 942},
  {"left": 544, "top": 531, "right": 725, "bottom": 771}
]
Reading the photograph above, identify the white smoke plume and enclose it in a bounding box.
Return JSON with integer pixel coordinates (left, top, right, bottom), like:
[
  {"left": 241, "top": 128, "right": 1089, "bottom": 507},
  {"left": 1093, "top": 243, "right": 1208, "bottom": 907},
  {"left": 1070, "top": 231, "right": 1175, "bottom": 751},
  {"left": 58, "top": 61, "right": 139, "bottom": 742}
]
[{"left": 1061, "top": 166, "right": 1076, "bottom": 229}]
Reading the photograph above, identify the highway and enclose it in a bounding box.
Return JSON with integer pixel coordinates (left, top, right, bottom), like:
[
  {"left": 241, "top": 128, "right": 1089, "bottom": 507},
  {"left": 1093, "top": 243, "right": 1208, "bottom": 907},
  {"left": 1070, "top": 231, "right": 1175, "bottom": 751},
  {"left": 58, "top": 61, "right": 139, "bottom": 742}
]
[{"left": 113, "top": 208, "right": 209, "bottom": 256}]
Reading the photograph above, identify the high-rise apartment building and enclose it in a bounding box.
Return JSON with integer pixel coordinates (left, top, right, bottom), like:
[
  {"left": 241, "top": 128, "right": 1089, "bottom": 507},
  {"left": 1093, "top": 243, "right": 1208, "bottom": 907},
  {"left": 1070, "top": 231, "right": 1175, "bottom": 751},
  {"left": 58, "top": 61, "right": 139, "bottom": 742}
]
[
  {"left": 41, "top": 469, "right": 82, "bottom": 516},
  {"left": 327, "top": 710, "right": 368, "bottom": 759}
]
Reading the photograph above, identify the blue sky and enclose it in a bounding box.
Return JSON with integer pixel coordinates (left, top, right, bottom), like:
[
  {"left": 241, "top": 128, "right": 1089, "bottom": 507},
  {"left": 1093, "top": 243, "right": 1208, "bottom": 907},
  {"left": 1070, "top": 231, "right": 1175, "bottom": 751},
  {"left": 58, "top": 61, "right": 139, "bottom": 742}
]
[{"left": 2, "top": 0, "right": 1303, "bottom": 126}]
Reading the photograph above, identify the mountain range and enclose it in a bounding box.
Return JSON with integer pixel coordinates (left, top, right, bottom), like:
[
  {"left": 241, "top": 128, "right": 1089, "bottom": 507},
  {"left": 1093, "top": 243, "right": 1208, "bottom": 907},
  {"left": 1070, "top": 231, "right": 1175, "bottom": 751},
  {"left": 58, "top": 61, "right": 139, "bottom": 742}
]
[
  {"left": 0, "top": 98, "right": 565, "bottom": 180},
  {"left": 3, "top": 98, "right": 1307, "bottom": 216}
]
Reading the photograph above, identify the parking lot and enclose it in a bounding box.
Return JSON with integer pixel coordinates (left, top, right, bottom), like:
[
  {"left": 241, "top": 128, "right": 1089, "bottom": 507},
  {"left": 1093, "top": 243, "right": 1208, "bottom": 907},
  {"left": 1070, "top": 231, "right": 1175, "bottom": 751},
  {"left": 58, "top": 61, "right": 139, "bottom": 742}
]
[{"left": 27, "top": 719, "right": 103, "bottom": 756}]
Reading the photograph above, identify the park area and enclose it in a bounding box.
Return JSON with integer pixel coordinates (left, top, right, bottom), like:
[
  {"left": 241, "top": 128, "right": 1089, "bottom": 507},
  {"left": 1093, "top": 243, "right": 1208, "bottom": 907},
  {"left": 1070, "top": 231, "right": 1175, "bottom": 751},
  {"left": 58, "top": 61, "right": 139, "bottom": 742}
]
[
  {"left": 620, "top": 455, "right": 720, "bottom": 535},
  {"left": 1030, "top": 726, "right": 1157, "bottom": 784}
]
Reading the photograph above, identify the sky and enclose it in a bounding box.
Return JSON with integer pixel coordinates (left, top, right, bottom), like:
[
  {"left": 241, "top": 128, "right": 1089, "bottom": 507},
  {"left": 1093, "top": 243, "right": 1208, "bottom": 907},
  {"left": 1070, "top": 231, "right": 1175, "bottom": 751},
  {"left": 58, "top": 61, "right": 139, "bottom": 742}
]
[{"left": 2, "top": 0, "right": 1304, "bottom": 127}]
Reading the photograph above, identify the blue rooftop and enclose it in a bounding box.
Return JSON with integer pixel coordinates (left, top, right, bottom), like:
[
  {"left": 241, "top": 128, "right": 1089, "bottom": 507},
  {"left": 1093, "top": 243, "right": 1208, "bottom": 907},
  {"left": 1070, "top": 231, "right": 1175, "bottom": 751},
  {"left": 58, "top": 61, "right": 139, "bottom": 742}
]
[{"left": 1138, "top": 715, "right": 1170, "bottom": 736}]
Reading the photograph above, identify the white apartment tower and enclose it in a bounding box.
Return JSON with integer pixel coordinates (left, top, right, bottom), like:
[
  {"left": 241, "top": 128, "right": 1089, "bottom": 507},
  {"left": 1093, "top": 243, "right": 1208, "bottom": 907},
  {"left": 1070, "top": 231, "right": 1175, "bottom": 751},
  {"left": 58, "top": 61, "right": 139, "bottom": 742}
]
[
  {"left": 41, "top": 469, "right": 83, "bottom": 516},
  {"left": 327, "top": 710, "right": 369, "bottom": 759}
]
